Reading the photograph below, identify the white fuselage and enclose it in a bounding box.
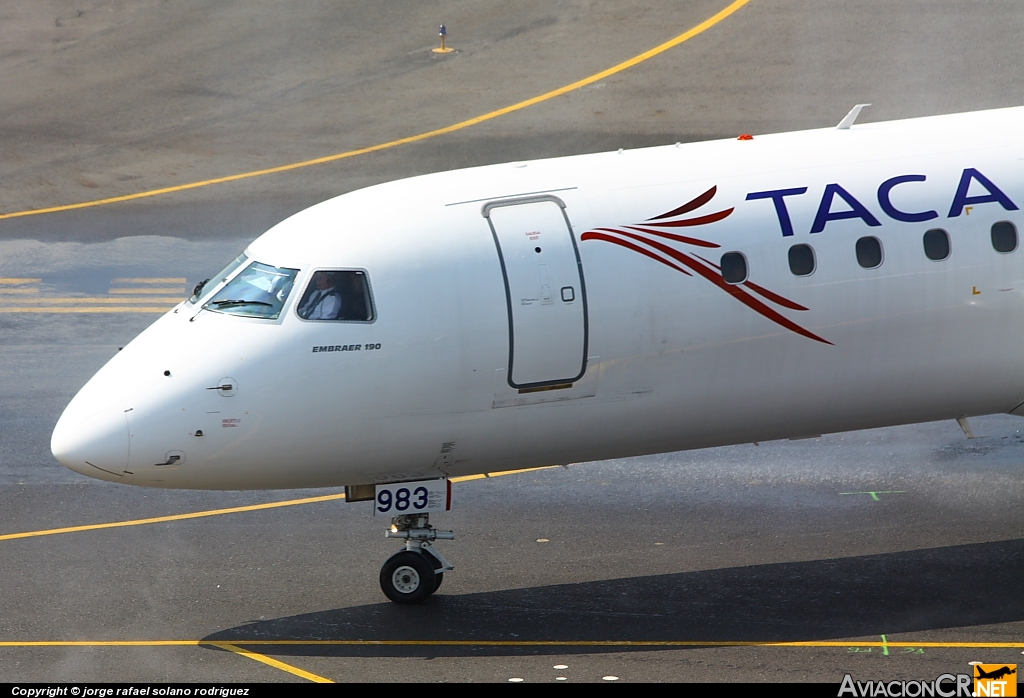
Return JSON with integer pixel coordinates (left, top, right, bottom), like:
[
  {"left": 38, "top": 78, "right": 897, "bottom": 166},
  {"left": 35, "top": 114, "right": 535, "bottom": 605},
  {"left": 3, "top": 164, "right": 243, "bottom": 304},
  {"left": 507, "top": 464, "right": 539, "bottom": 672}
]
[{"left": 52, "top": 107, "right": 1024, "bottom": 489}]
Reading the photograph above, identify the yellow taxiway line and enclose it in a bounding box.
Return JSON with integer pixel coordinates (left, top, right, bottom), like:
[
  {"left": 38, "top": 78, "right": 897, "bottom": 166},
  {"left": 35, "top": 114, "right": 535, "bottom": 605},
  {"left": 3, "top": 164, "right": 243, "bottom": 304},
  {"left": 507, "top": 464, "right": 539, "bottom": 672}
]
[
  {"left": 3, "top": 637, "right": 1017, "bottom": 683},
  {"left": 0, "top": 306, "right": 176, "bottom": 313},
  {"left": 0, "top": 467, "right": 555, "bottom": 542},
  {"left": 209, "top": 643, "right": 334, "bottom": 683},
  {"left": 0, "top": 0, "right": 750, "bottom": 221},
  {"left": 107, "top": 287, "right": 185, "bottom": 295},
  {"left": 1, "top": 291, "right": 183, "bottom": 313},
  {"left": 0, "top": 492, "right": 347, "bottom": 542},
  {"left": 2, "top": 297, "right": 183, "bottom": 304},
  {"left": 111, "top": 278, "right": 187, "bottom": 284},
  {"left": 1, "top": 640, "right": 1020, "bottom": 649}
]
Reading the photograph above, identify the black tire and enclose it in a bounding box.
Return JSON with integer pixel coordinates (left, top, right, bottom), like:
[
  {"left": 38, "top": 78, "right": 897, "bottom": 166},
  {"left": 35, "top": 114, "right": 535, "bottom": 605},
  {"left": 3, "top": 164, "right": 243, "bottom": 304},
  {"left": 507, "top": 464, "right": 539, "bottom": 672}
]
[
  {"left": 379, "top": 551, "right": 436, "bottom": 604},
  {"left": 432, "top": 572, "right": 444, "bottom": 593}
]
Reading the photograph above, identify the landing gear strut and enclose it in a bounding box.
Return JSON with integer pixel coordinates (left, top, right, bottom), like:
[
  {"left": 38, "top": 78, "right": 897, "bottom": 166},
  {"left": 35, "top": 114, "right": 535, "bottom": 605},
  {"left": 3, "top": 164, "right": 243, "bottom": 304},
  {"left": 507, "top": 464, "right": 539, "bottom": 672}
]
[{"left": 379, "top": 513, "right": 454, "bottom": 604}]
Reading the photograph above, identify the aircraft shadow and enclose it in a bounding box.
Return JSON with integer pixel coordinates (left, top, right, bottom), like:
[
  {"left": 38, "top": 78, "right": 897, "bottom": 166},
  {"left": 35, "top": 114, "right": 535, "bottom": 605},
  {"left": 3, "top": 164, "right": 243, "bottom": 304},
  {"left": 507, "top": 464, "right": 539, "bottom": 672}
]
[{"left": 203, "top": 538, "right": 1023, "bottom": 657}]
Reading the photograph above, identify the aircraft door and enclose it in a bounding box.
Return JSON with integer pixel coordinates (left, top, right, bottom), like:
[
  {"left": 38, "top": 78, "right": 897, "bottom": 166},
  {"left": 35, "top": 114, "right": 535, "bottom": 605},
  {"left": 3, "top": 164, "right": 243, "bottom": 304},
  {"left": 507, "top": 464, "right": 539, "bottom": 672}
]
[{"left": 484, "top": 196, "right": 588, "bottom": 389}]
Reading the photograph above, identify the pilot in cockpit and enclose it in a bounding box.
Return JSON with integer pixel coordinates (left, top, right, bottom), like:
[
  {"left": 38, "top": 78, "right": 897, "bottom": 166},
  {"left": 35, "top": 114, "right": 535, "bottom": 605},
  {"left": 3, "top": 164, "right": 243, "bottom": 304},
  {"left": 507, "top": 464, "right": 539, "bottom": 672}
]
[{"left": 298, "top": 271, "right": 342, "bottom": 320}]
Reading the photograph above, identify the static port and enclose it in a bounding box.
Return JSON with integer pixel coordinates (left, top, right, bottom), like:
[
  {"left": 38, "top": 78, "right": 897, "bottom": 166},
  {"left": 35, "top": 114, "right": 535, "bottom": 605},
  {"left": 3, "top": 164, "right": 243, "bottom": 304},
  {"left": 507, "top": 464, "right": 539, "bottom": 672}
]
[{"left": 163, "top": 370, "right": 171, "bottom": 376}]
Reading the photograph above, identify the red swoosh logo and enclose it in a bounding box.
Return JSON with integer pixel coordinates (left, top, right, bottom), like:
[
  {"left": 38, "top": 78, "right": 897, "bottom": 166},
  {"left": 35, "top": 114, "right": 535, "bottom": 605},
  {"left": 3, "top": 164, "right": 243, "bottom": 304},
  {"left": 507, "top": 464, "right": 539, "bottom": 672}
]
[
  {"left": 646, "top": 185, "right": 719, "bottom": 220},
  {"left": 581, "top": 187, "right": 831, "bottom": 345}
]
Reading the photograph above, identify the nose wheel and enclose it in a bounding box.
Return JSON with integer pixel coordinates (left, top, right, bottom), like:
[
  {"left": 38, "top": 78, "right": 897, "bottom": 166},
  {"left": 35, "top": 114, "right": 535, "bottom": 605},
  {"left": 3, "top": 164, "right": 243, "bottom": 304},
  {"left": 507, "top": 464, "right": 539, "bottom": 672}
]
[
  {"left": 380, "top": 551, "right": 436, "bottom": 604},
  {"left": 379, "top": 514, "right": 453, "bottom": 604}
]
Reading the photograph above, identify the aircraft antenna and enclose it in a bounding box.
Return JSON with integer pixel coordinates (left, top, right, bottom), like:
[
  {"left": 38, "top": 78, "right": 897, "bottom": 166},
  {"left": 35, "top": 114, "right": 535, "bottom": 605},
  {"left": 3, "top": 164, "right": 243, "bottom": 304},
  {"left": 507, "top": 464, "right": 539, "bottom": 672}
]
[{"left": 837, "top": 103, "right": 872, "bottom": 129}]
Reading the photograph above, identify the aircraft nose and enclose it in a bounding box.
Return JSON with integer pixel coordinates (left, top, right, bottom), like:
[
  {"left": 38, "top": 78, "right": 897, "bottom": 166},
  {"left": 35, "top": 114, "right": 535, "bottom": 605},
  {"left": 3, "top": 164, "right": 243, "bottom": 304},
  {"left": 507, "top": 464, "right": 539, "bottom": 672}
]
[{"left": 51, "top": 401, "right": 130, "bottom": 481}]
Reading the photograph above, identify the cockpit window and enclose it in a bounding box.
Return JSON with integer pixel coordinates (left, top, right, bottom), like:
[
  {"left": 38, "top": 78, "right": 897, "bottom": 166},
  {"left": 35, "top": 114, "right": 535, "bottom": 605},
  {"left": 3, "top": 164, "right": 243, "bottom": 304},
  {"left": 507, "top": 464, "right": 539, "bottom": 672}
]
[
  {"left": 189, "top": 253, "right": 248, "bottom": 305},
  {"left": 203, "top": 261, "right": 298, "bottom": 319},
  {"left": 296, "top": 270, "right": 374, "bottom": 322}
]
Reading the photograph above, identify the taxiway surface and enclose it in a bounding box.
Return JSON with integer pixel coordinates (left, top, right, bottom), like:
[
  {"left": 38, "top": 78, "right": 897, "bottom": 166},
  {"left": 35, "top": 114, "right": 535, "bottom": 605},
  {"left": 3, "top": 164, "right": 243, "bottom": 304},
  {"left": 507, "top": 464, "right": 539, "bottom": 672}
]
[{"left": 1, "top": 0, "right": 1022, "bottom": 683}]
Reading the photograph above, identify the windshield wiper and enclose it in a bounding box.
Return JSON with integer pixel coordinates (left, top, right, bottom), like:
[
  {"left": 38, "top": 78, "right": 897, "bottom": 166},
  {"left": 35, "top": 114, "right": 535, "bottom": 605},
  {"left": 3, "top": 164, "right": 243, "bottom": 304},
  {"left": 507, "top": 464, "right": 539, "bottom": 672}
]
[{"left": 210, "top": 299, "right": 273, "bottom": 308}]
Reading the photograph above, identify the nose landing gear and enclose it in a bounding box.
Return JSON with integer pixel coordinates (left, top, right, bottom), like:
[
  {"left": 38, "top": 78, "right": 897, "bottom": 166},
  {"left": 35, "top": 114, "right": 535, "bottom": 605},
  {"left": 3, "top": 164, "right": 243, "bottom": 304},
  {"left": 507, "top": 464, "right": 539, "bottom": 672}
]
[{"left": 379, "top": 513, "right": 454, "bottom": 604}]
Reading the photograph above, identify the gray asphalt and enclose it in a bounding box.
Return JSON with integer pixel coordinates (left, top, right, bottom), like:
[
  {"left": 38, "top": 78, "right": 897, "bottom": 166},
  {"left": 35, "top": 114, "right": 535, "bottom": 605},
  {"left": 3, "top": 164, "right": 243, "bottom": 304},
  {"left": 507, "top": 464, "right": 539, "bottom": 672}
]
[{"left": 1, "top": 0, "right": 1023, "bottom": 683}]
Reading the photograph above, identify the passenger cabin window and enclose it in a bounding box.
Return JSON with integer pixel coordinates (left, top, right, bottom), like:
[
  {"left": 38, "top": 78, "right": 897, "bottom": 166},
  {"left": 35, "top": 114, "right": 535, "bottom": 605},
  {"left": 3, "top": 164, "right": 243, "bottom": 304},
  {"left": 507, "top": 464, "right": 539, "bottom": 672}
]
[
  {"left": 203, "top": 261, "right": 298, "bottom": 319},
  {"left": 296, "top": 270, "right": 373, "bottom": 322},
  {"left": 991, "top": 221, "right": 1018, "bottom": 253},
  {"left": 720, "top": 252, "right": 747, "bottom": 284},
  {"left": 855, "top": 236, "right": 883, "bottom": 269},
  {"left": 788, "top": 244, "right": 815, "bottom": 276},
  {"left": 923, "top": 229, "right": 950, "bottom": 261}
]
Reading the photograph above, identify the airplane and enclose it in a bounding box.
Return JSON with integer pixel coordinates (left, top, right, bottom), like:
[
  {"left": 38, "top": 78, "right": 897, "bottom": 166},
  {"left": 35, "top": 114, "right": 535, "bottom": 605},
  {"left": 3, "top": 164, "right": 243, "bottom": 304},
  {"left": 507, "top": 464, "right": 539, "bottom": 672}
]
[
  {"left": 51, "top": 104, "right": 1024, "bottom": 603},
  {"left": 975, "top": 666, "right": 1016, "bottom": 681}
]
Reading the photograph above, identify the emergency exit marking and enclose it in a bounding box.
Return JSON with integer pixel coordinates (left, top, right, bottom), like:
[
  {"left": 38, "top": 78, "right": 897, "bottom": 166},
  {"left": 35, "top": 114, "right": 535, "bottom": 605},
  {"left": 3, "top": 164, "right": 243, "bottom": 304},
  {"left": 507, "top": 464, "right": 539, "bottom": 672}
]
[{"left": 839, "top": 490, "right": 905, "bottom": 501}]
